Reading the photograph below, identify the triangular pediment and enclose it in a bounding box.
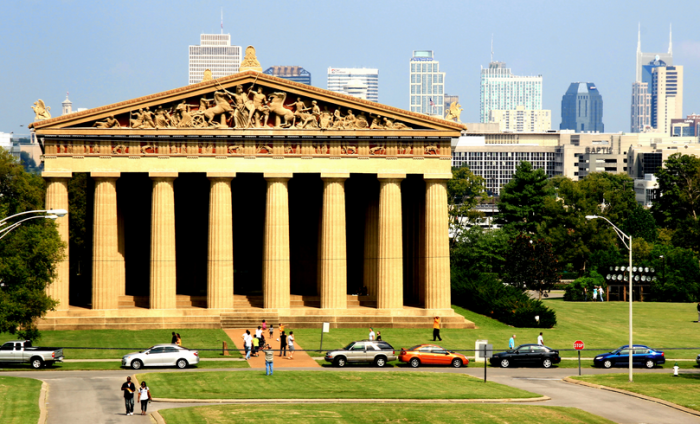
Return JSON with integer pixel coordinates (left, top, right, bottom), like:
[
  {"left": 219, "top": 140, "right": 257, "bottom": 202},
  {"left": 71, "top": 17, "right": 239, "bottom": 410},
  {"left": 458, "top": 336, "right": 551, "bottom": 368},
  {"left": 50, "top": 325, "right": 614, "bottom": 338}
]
[{"left": 29, "top": 71, "right": 464, "bottom": 133}]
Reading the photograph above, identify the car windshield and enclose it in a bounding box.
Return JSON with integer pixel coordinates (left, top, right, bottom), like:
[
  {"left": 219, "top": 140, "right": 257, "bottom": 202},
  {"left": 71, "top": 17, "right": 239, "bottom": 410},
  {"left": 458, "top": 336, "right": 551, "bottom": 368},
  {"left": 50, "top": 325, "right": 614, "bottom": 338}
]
[
  {"left": 343, "top": 342, "right": 355, "bottom": 350},
  {"left": 407, "top": 345, "right": 421, "bottom": 351}
]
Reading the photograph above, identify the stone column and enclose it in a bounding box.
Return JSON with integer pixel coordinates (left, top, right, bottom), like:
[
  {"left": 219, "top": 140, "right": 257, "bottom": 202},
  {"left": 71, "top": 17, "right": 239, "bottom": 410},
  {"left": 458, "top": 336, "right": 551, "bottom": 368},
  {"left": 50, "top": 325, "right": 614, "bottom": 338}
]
[
  {"left": 44, "top": 172, "right": 71, "bottom": 310},
  {"left": 263, "top": 173, "right": 292, "bottom": 309},
  {"left": 207, "top": 172, "right": 235, "bottom": 309},
  {"left": 320, "top": 173, "right": 348, "bottom": 309},
  {"left": 91, "top": 172, "right": 120, "bottom": 309},
  {"left": 377, "top": 173, "right": 405, "bottom": 309},
  {"left": 149, "top": 172, "right": 178, "bottom": 309},
  {"left": 424, "top": 176, "right": 451, "bottom": 310},
  {"left": 363, "top": 196, "right": 379, "bottom": 297},
  {"left": 117, "top": 200, "right": 126, "bottom": 296}
]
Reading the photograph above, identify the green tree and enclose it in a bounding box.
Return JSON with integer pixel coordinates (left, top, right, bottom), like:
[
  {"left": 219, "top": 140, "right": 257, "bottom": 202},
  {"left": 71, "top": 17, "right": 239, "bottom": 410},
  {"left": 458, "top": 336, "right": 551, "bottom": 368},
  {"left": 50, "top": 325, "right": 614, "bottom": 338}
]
[
  {"left": 496, "top": 161, "right": 552, "bottom": 233},
  {"left": 623, "top": 204, "right": 657, "bottom": 242},
  {"left": 652, "top": 153, "right": 700, "bottom": 251},
  {"left": 19, "top": 151, "right": 37, "bottom": 173},
  {"left": 450, "top": 226, "right": 514, "bottom": 279},
  {"left": 502, "top": 233, "right": 561, "bottom": 300},
  {"left": 0, "top": 149, "right": 63, "bottom": 339},
  {"left": 447, "top": 166, "right": 488, "bottom": 244}
]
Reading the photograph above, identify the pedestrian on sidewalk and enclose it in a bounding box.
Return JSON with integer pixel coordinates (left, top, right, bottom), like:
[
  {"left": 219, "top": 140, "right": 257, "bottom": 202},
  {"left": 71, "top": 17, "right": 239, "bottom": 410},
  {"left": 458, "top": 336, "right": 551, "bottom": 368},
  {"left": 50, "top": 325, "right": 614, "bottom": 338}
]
[
  {"left": 255, "top": 326, "right": 262, "bottom": 339},
  {"left": 176, "top": 333, "right": 182, "bottom": 346},
  {"left": 170, "top": 332, "right": 178, "bottom": 344},
  {"left": 592, "top": 287, "right": 597, "bottom": 301},
  {"left": 509, "top": 334, "right": 516, "bottom": 350},
  {"left": 433, "top": 316, "right": 442, "bottom": 341},
  {"left": 376, "top": 331, "right": 382, "bottom": 341},
  {"left": 263, "top": 344, "right": 274, "bottom": 376},
  {"left": 121, "top": 376, "right": 136, "bottom": 416},
  {"left": 138, "top": 381, "right": 151, "bottom": 415},
  {"left": 279, "top": 331, "right": 287, "bottom": 357},
  {"left": 599, "top": 286, "right": 605, "bottom": 302},
  {"left": 252, "top": 334, "right": 260, "bottom": 357},
  {"left": 269, "top": 324, "right": 274, "bottom": 339},
  {"left": 262, "top": 319, "right": 267, "bottom": 333},
  {"left": 287, "top": 331, "right": 295, "bottom": 359},
  {"left": 243, "top": 330, "right": 252, "bottom": 360},
  {"left": 369, "top": 327, "right": 375, "bottom": 341},
  {"left": 537, "top": 332, "right": 544, "bottom": 346},
  {"left": 279, "top": 323, "right": 285, "bottom": 334}
]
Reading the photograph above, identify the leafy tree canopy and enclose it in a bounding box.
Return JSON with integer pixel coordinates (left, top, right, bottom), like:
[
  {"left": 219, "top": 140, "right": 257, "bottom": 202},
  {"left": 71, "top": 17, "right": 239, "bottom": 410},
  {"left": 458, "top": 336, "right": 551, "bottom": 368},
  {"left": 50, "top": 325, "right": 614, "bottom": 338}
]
[
  {"left": 448, "top": 166, "right": 488, "bottom": 242},
  {"left": 502, "top": 233, "right": 561, "bottom": 300},
  {"left": 496, "top": 161, "right": 553, "bottom": 233}
]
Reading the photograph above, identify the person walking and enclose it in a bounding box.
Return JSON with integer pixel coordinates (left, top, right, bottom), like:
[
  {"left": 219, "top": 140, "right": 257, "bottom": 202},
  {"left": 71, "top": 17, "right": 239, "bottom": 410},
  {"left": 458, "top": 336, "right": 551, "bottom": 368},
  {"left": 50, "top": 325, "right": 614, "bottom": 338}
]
[
  {"left": 121, "top": 376, "right": 136, "bottom": 416},
  {"left": 509, "top": 334, "right": 516, "bottom": 350},
  {"left": 592, "top": 287, "right": 597, "bottom": 301},
  {"left": 583, "top": 287, "right": 588, "bottom": 301},
  {"left": 279, "top": 331, "right": 287, "bottom": 357},
  {"left": 251, "top": 334, "right": 260, "bottom": 357},
  {"left": 175, "top": 333, "right": 182, "bottom": 346},
  {"left": 264, "top": 344, "right": 274, "bottom": 376},
  {"left": 170, "top": 332, "right": 178, "bottom": 344},
  {"left": 537, "top": 332, "right": 544, "bottom": 346},
  {"left": 376, "top": 331, "right": 382, "bottom": 341},
  {"left": 697, "top": 302, "right": 700, "bottom": 323},
  {"left": 262, "top": 319, "right": 267, "bottom": 333},
  {"left": 368, "top": 327, "right": 375, "bottom": 341},
  {"left": 269, "top": 324, "right": 274, "bottom": 339},
  {"left": 243, "top": 330, "right": 252, "bottom": 360},
  {"left": 433, "top": 316, "right": 442, "bottom": 341},
  {"left": 287, "top": 331, "right": 295, "bottom": 359},
  {"left": 138, "top": 381, "right": 151, "bottom": 415},
  {"left": 599, "top": 286, "right": 605, "bottom": 302},
  {"left": 279, "top": 323, "right": 285, "bottom": 334}
]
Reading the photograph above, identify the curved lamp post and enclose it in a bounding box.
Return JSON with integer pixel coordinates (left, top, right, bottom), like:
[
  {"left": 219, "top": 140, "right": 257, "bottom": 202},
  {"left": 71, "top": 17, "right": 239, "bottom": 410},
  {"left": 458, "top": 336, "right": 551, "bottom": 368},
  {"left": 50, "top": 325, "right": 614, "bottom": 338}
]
[
  {"left": 0, "top": 209, "right": 66, "bottom": 241},
  {"left": 586, "top": 215, "right": 634, "bottom": 383}
]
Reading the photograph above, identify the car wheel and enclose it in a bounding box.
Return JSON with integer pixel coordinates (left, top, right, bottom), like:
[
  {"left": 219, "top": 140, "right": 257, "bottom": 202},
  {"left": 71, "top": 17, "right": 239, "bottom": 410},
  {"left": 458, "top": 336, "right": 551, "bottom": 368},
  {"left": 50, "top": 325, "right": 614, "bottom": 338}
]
[
  {"left": 374, "top": 356, "right": 387, "bottom": 367},
  {"left": 176, "top": 359, "right": 188, "bottom": 369},
  {"left": 409, "top": 358, "right": 420, "bottom": 368},
  {"left": 500, "top": 359, "right": 510, "bottom": 368},
  {"left": 334, "top": 357, "right": 346, "bottom": 367},
  {"left": 645, "top": 360, "right": 655, "bottom": 369},
  {"left": 31, "top": 358, "right": 44, "bottom": 369},
  {"left": 542, "top": 358, "right": 552, "bottom": 368},
  {"left": 451, "top": 358, "right": 463, "bottom": 368},
  {"left": 131, "top": 359, "right": 143, "bottom": 370},
  {"left": 603, "top": 360, "right": 612, "bottom": 369}
]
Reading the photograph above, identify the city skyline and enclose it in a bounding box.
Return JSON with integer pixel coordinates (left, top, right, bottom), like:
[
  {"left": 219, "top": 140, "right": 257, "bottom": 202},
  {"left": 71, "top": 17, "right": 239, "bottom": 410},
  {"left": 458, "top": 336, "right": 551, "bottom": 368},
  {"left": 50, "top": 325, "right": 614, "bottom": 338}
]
[{"left": 1, "top": 0, "right": 698, "bottom": 136}]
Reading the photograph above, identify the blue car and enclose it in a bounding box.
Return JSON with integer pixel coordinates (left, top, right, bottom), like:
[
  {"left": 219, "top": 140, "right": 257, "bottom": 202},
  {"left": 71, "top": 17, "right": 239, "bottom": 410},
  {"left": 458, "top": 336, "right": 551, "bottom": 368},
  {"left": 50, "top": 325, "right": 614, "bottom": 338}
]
[{"left": 594, "top": 345, "right": 665, "bottom": 369}]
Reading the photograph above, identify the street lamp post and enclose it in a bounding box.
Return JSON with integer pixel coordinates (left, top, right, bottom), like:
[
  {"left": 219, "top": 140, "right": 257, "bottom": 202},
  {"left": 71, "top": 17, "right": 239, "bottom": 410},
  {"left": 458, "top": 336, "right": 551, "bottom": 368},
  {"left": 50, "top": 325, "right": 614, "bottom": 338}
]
[
  {"left": 659, "top": 255, "right": 666, "bottom": 284},
  {"left": 586, "top": 215, "right": 634, "bottom": 383},
  {"left": 0, "top": 209, "right": 67, "bottom": 241}
]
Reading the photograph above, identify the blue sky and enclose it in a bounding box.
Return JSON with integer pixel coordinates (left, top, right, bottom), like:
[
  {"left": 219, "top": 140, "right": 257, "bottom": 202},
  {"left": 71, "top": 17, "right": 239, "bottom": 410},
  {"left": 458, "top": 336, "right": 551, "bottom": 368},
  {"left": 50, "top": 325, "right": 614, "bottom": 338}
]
[{"left": 1, "top": 0, "right": 699, "bottom": 136}]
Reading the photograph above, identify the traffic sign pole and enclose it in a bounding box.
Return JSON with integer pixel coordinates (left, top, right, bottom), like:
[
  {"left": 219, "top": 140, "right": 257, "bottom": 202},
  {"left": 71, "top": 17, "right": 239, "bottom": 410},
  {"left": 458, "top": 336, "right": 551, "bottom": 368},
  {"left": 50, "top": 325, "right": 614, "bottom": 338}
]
[
  {"left": 573, "top": 340, "right": 585, "bottom": 376},
  {"left": 578, "top": 350, "right": 581, "bottom": 376}
]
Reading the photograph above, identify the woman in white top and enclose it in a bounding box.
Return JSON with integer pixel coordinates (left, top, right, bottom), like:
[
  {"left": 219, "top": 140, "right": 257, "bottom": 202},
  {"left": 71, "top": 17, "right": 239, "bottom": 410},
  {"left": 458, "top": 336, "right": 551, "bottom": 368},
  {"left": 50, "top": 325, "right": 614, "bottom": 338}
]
[
  {"left": 287, "top": 331, "right": 295, "bottom": 359},
  {"left": 138, "top": 381, "right": 151, "bottom": 415}
]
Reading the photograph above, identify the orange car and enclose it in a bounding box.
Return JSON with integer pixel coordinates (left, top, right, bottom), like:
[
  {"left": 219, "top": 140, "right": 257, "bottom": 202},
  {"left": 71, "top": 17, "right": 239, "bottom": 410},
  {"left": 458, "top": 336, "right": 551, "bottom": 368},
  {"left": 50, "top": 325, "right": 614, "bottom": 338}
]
[{"left": 399, "top": 344, "right": 469, "bottom": 368}]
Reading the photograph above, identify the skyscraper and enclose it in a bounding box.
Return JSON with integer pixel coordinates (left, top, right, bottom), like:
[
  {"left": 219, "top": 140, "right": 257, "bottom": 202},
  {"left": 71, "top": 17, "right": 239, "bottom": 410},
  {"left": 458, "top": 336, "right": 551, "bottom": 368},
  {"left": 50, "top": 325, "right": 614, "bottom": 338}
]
[
  {"left": 651, "top": 65, "right": 684, "bottom": 134},
  {"left": 327, "top": 68, "right": 379, "bottom": 102},
  {"left": 409, "top": 51, "right": 445, "bottom": 116},
  {"left": 263, "top": 66, "right": 311, "bottom": 85},
  {"left": 188, "top": 34, "right": 242, "bottom": 85},
  {"left": 560, "top": 82, "right": 604, "bottom": 133},
  {"left": 480, "top": 61, "right": 542, "bottom": 123},
  {"left": 631, "top": 25, "right": 673, "bottom": 132}
]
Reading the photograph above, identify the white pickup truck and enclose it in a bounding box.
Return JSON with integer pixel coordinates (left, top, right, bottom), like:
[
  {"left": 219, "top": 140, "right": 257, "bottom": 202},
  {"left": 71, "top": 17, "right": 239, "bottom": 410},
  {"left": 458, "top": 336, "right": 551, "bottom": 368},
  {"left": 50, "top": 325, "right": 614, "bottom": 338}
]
[{"left": 0, "top": 340, "right": 64, "bottom": 368}]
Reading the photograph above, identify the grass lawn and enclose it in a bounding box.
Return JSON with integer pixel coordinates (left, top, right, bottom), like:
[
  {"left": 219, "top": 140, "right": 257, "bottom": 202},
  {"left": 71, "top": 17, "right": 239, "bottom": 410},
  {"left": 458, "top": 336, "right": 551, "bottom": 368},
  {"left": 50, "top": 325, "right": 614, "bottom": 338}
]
[
  {"left": 0, "top": 329, "right": 241, "bottom": 359},
  {"left": 292, "top": 301, "right": 700, "bottom": 358},
  {"left": 572, "top": 373, "right": 700, "bottom": 412},
  {"left": 137, "top": 370, "right": 539, "bottom": 400},
  {"left": 0, "top": 376, "right": 42, "bottom": 424},
  {"left": 0, "top": 360, "right": 249, "bottom": 372},
  {"left": 158, "top": 404, "right": 614, "bottom": 424}
]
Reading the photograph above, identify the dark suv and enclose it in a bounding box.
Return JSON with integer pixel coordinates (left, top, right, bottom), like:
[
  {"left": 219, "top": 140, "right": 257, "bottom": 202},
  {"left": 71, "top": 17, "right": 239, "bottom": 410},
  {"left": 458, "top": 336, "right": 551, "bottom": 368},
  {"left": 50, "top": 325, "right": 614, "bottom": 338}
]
[{"left": 324, "top": 340, "right": 397, "bottom": 367}]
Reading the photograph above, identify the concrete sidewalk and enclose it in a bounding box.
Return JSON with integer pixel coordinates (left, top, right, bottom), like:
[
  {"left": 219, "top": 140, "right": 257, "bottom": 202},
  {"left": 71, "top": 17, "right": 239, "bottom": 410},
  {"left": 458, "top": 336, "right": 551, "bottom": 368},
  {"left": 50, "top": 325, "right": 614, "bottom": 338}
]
[{"left": 224, "top": 328, "right": 320, "bottom": 369}]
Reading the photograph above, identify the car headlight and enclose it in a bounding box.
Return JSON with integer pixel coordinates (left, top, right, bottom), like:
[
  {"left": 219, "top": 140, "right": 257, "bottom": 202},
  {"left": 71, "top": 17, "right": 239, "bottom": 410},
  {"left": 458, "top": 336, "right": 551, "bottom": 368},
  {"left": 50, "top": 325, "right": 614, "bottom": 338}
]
[{"left": 595, "top": 356, "right": 602, "bottom": 360}]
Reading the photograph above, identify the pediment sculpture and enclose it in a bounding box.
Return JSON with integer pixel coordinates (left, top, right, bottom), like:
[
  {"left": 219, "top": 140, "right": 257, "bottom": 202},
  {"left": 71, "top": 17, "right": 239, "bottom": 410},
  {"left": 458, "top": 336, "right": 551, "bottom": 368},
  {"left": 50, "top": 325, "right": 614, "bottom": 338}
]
[
  {"left": 72, "top": 83, "right": 415, "bottom": 131},
  {"left": 32, "top": 99, "right": 51, "bottom": 121}
]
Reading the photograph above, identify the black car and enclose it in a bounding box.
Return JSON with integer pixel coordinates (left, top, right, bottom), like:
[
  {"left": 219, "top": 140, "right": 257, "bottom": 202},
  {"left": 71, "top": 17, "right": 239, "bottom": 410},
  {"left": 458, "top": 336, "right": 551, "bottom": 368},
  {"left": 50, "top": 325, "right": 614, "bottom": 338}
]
[{"left": 489, "top": 344, "right": 561, "bottom": 368}]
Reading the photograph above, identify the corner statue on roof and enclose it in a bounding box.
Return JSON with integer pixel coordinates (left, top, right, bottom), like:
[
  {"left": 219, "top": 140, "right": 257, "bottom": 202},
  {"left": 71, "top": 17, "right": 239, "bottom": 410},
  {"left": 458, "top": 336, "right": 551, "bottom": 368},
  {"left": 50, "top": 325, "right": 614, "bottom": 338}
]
[{"left": 32, "top": 99, "right": 51, "bottom": 121}]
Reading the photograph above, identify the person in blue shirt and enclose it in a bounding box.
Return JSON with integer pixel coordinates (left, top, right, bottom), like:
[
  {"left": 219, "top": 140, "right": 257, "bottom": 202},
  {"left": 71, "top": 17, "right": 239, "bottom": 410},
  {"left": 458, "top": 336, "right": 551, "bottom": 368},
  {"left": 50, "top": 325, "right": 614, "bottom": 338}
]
[{"left": 508, "top": 334, "right": 516, "bottom": 350}]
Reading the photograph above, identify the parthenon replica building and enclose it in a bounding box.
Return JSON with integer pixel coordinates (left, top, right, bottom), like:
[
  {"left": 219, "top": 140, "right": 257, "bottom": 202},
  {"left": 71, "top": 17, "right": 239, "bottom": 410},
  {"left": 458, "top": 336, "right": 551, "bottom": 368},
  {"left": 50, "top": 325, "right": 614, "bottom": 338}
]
[{"left": 31, "top": 48, "right": 474, "bottom": 330}]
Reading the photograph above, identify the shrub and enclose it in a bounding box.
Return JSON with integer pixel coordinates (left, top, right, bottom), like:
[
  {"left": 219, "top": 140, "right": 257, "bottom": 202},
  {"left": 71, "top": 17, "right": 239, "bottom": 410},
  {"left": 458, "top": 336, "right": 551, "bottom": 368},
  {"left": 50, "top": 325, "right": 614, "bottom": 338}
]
[
  {"left": 452, "top": 272, "right": 557, "bottom": 328},
  {"left": 564, "top": 271, "right": 606, "bottom": 301}
]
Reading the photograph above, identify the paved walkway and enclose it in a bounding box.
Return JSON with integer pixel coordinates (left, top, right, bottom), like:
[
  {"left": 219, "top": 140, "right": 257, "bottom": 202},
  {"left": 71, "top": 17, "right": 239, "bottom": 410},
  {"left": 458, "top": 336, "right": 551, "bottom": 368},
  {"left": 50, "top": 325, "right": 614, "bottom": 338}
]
[{"left": 223, "top": 328, "right": 320, "bottom": 368}]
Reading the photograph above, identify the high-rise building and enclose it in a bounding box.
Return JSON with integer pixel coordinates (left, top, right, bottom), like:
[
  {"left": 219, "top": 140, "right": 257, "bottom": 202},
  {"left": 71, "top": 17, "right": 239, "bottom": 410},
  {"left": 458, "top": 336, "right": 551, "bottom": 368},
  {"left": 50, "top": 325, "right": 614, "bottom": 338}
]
[
  {"left": 671, "top": 114, "right": 700, "bottom": 137},
  {"left": 489, "top": 105, "right": 551, "bottom": 132},
  {"left": 651, "top": 65, "right": 683, "bottom": 134},
  {"left": 480, "top": 61, "right": 542, "bottom": 123},
  {"left": 631, "top": 25, "right": 673, "bottom": 132},
  {"left": 409, "top": 51, "right": 445, "bottom": 116},
  {"left": 560, "top": 82, "right": 604, "bottom": 133},
  {"left": 327, "top": 68, "right": 379, "bottom": 102},
  {"left": 188, "top": 34, "right": 241, "bottom": 85},
  {"left": 263, "top": 66, "right": 311, "bottom": 85}
]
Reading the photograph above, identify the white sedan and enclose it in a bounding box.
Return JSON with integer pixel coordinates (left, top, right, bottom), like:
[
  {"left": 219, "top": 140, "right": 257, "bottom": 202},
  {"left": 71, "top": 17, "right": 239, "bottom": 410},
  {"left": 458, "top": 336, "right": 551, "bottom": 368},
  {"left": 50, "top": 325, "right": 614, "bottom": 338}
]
[{"left": 122, "top": 344, "right": 199, "bottom": 370}]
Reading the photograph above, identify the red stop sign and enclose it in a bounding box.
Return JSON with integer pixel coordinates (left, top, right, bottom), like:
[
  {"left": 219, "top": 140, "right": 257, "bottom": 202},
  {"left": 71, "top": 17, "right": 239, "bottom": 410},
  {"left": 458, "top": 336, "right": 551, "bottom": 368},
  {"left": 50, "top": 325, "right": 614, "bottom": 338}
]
[{"left": 574, "top": 340, "right": 585, "bottom": 350}]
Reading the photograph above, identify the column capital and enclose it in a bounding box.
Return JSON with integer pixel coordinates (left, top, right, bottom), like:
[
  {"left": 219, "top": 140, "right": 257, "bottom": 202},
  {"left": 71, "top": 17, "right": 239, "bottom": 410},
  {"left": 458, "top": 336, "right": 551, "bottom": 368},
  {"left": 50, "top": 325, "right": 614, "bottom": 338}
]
[
  {"left": 264, "top": 172, "right": 293, "bottom": 181},
  {"left": 42, "top": 171, "right": 72, "bottom": 179},
  {"left": 207, "top": 172, "right": 237, "bottom": 179},
  {"left": 149, "top": 171, "right": 178, "bottom": 179},
  {"left": 377, "top": 172, "right": 406, "bottom": 180},
  {"left": 91, "top": 171, "right": 121, "bottom": 179}
]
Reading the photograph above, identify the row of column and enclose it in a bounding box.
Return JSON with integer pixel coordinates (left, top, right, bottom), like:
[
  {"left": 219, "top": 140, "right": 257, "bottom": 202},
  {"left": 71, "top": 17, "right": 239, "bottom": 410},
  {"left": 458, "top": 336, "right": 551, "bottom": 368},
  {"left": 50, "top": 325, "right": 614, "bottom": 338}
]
[{"left": 44, "top": 171, "right": 452, "bottom": 311}]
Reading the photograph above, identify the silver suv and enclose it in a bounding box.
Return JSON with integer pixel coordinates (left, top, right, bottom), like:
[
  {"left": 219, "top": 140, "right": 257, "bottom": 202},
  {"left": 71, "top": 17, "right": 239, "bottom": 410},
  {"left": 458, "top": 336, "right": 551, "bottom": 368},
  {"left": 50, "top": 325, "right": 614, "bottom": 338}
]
[{"left": 324, "top": 340, "right": 397, "bottom": 367}]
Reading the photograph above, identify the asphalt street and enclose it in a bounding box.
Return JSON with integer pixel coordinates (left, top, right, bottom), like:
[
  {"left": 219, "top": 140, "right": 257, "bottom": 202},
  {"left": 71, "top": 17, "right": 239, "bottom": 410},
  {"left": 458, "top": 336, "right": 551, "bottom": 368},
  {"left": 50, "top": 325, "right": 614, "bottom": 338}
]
[{"left": 5, "top": 365, "right": 699, "bottom": 424}]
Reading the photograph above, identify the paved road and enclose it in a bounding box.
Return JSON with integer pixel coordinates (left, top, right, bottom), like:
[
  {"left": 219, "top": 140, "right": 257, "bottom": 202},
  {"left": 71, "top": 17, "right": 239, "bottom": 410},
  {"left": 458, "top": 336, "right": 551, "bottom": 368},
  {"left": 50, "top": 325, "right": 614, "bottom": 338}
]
[{"left": 5, "top": 365, "right": 699, "bottom": 424}]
